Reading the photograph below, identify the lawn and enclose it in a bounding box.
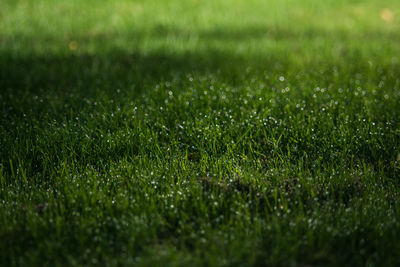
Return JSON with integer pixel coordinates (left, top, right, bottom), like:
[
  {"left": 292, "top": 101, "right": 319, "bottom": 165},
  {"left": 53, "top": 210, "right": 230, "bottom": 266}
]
[{"left": 1, "top": 0, "right": 400, "bottom": 266}]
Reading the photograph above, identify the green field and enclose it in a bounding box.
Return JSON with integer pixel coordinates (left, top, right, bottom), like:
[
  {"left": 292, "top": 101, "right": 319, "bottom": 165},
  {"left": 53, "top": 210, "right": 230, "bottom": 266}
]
[{"left": 1, "top": 0, "right": 400, "bottom": 266}]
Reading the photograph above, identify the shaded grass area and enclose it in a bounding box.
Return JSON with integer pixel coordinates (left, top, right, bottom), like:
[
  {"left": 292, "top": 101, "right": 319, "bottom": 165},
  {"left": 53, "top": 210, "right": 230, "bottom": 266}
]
[{"left": 1, "top": 0, "right": 400, "bottom": 266}]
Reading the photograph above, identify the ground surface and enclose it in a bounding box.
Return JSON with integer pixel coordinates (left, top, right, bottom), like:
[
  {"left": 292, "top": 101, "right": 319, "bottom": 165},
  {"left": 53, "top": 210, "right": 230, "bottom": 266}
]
[{"left": 1, "top": 0, "right": 400, "bottom": 266}]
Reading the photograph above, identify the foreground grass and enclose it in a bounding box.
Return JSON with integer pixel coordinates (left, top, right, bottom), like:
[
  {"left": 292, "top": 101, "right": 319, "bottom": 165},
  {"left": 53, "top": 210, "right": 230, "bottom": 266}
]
[{"left": 1, "top": 0, "right": 400, "bottom": 266}]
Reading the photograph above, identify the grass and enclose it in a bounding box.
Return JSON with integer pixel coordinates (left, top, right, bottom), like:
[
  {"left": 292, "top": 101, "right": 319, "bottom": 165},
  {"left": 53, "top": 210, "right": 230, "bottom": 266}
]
[{"left": 1, "top": 0, "right": 400, "bottom": 266}]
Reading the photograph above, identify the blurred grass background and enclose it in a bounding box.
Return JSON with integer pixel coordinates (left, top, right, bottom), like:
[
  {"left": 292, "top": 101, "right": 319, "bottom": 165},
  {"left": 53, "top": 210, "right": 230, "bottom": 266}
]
[{"left": 1, "top": 0, "right": 399, "bottom": 53}]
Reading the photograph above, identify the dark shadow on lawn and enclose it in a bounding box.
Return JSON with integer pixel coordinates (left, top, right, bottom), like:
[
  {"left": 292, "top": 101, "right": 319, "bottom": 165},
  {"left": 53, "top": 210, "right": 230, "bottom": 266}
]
[
  {"left": 1, "top": 24, "right": 397, "bottom": 97},
  {"left": 0, "top": 48, "right": 280, "bottom": 97},
  {"left": 2, "top": 22, "right": 398, "bottom": 94}
]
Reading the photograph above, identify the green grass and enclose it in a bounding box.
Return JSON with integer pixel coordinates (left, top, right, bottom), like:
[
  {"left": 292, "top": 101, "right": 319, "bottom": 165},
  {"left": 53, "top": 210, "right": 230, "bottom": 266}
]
[{"left": 1, "top": 0, "right": 400, "bottom": 266}]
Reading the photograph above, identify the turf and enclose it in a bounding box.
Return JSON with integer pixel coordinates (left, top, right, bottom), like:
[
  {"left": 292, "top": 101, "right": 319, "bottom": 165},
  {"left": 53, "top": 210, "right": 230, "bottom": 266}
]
[{"left": 1, "top": 0, "right": 400, "bottom": 266}]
